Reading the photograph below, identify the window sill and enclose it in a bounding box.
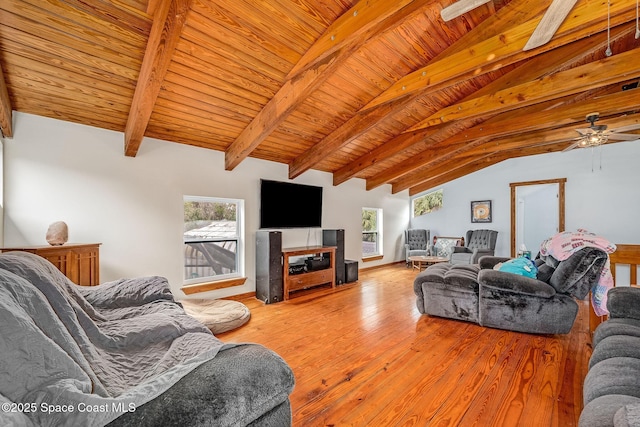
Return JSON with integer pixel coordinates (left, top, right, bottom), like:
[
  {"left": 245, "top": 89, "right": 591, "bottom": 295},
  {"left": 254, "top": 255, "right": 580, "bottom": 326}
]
[
  {"left": 181, "top": 277, "right": 247, "bottom": 295},
  {"left": 362, "top": 255, "right": 383, "bottom": 262}
]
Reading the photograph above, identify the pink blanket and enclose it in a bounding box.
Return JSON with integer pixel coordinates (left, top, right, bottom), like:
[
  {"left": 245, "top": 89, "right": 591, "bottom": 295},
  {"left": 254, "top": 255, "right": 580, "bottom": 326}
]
[{"left": 540, "top": 229, "right": 616, "bottom": 316}]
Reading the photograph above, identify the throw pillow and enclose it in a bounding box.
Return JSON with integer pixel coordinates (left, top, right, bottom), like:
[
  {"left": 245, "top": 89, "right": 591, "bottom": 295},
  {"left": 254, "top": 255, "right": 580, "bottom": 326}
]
[
  {"left": 496, "top": 257, "right": 538, "bottom": 278},
  {"left": 434, "top": 238, "right": 459, "bottom": 258}
]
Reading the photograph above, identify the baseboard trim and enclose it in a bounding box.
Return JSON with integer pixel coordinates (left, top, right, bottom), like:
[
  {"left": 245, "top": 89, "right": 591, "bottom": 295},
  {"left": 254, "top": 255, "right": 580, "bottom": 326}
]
[
  {"left": 181, "top": 277, "right": 247, "bottom": 295},
  {"left": 359, "top": 260, "right": 405, "bottom": 272}
]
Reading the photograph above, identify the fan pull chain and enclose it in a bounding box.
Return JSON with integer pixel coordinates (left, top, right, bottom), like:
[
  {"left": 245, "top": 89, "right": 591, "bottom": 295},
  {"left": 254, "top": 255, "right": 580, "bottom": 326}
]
[
  {"left": 598, "top": 144, "right": 602, "bottom": 171},
  {"left": 606, "top": 1, "right": 613, "bottom": 56},
  {"left": 590, "top": 146, "right": 603, "bottom": 173}
]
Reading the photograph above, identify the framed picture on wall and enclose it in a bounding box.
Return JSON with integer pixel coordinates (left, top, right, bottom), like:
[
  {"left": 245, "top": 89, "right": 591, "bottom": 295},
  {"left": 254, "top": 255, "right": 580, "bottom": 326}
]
[{"left": 471, "top": 200, "right": 492, "bottom": 223}]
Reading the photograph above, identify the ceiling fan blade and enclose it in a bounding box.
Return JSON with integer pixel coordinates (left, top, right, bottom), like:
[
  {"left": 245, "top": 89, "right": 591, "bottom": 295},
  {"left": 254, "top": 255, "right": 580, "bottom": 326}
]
[
  {"left": 562, "top": 140, "right": 582, "bottom": 152},
  {"left": 610, "top": 123, "right": 640, "bottom": 133},
  {"left": 607, "top": 133, "right": 640, "bottom": 141},
  {"left": 523, "top": 0, "right": 579, "bottom": 51},
  {"left": 440, "top": 0, "right": 492, "bottom": 22},
  {"left": 575, "top": 128, "right": 593, "bottom": 135}
]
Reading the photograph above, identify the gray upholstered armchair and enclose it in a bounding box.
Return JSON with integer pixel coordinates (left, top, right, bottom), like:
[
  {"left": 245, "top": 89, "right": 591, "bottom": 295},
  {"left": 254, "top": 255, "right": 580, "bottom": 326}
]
[
  {"left": 404, "top": 229, "right": 430, "bottom": 265},
  {"left": 450, "top": 229, "right": 498, "bottom": 264}
]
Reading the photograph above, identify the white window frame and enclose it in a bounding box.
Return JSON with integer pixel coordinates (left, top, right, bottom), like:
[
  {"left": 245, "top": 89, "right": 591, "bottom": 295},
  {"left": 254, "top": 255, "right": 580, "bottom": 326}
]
[
  {"left": 362, "top": 207, "right": 383, "bottom": 258},
  {"left": 183, "top": 195, "right": 244, "bottom": 285}
]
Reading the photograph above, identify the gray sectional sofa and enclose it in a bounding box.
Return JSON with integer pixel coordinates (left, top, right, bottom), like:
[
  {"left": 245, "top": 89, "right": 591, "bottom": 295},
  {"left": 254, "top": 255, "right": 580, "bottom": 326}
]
[
  {"left": 580, "top": 286, "right": 640, "bottom": 427},
  {"left": 414, "top": 247, "right": 608, "bottom": 334},
  {"left": 0, "top": 251, "right": 294, "bottom": 427}
]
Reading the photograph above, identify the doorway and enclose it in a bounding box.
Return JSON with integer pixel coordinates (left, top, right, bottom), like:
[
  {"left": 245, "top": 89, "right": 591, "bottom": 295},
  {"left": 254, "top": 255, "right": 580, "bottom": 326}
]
[{"left": 510, "top": 178, "right": 566, "bottom": 257}]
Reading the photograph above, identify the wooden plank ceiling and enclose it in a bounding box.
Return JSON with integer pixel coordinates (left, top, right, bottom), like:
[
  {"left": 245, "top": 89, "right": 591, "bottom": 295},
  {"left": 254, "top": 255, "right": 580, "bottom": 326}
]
[{"left": 1, "top": 0, "right": 639, "bottom": 195}]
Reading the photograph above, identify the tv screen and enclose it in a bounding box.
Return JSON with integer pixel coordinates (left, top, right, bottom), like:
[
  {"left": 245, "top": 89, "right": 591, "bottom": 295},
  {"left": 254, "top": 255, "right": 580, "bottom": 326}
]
[{"left": 260, "top": 179, "right": 323, "bottom": 228}]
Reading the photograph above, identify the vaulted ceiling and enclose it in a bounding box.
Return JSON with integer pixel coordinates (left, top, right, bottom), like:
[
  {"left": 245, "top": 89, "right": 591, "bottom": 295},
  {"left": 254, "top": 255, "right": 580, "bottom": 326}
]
[{"left": 1, "top": 0, "right": 639, "bottom": 195}]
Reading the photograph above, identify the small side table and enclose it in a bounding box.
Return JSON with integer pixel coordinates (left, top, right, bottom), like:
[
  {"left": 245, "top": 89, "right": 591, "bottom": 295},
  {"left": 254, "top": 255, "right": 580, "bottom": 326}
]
[{"left": 409, "top": 255, "right": 449, "bottom": 271}]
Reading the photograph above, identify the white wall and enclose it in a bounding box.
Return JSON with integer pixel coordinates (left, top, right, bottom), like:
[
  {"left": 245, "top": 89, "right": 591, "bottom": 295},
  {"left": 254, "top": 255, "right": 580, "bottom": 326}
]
[
  {"left": 5, "top": 112, "right": 639, "bottom": 297},
  {"left": 2, "top": 113, "right": 409, "bottom": 298},
  {"left": 411, "top": 141, "right": 640, "bottom": 256}
]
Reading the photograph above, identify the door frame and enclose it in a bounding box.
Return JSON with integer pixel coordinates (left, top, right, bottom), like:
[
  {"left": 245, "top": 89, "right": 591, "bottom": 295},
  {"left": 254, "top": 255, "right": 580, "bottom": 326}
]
[{"left": 509, "top": 178, "right": 566, "bottom": 257}]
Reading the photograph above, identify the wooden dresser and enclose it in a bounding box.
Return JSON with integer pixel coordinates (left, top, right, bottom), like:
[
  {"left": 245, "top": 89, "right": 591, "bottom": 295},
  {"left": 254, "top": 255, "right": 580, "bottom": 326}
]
[{"left": 0, "top": 243, "right": 101, "bottom": 286}]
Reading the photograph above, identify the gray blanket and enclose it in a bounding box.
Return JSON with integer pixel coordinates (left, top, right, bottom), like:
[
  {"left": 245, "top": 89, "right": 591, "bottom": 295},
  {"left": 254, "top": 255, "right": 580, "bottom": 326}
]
[{"left": 0, "top": 252, "right": 225, "bottom": 427}]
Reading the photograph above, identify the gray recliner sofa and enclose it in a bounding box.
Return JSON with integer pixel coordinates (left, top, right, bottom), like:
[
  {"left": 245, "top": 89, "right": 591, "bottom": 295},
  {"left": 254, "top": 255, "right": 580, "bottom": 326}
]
[
  {"left": 580, "top": 286, "right": 640, "bottom": 427},
  {"left": 414, "top": 247, "right": 607, "bottom": 334}
]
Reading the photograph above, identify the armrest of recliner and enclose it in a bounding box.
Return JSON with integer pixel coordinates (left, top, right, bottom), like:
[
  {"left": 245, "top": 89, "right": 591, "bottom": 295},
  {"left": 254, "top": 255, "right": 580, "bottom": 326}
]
[
  {"left": 478, "top": 269, "right": 556, "bottom": 298},
  {"left": 607, "top": 287, "right": 640, "bottom": 320},
  {"left": 478, "top": 256, "right": 511, "bottom": 270},
  {"left": 452, "top": 246, "right": 471, "bottom": 254},
  {"left": 470, "top": 248, "right": 494, "bottom": 264}
]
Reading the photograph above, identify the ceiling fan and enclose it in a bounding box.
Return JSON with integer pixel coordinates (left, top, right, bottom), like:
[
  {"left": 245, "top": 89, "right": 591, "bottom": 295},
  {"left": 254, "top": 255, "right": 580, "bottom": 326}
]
[
  {"left": 440, "top": 0, "right": 604, "bottom": 51},
  {"left": 563, "top": 112, "right": 640, "bottom": 152}
]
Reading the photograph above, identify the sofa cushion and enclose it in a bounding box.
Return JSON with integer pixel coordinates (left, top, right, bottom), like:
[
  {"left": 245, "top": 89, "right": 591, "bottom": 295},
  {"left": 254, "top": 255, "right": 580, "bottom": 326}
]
[
  {"left": 444, "top": 264, "right": 480, "bottom": 292},
  {"left": 593, "top": 318, "right": 640, "bottom": 348},
  {"left": 478, "top": 270, "right": 556, "bottom": 298},
  {"left": 417, "top": 263, "right": 479, "bottom": 292},
  {"left": 614, "top": 402, "right": 640, "bottom": 427},
  {"left": 536, "top": 263, "right": 555, "bottom": 283},
  {"left": 548, "top": 247, "right": 607, "bottom": 299},
  {"left": 608, "top": 287, "right": 640, "bottom": 321},
  {"left": 589, "top": 335, "right": 640, "bottom": 369},
  {"left": 580, "top": 394, "right": 640, "bottom": 427},
  {"left": 418, "top": 263, "right": 452, "bottom": 284},
  {"left": 584, "top": 357, "right": 640, "bottom": 405},
  {"left": 106, "top": 344, "right": 295, "bottom": 427}
]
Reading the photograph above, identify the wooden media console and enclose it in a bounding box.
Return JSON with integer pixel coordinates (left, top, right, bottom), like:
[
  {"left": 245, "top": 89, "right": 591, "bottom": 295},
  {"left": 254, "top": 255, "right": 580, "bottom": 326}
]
[{"left": 282, "top": 246, "right": 336, "bottom": 300}]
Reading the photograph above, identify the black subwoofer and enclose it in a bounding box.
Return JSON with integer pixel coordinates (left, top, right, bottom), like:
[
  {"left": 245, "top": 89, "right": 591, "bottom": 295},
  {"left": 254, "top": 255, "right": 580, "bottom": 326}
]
[
  {"left": 322, "top": 229, "right": 345, "bottom": 285},
  {"left": 345, "top": 259, "right": 358, "bottom": 283}
]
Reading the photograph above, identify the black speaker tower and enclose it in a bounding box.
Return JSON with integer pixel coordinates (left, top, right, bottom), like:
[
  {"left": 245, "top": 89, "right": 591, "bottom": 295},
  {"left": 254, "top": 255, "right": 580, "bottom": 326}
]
[
  {"left": 322, "top": 229, "right": 345, "bottom": 285},
  {"left": 256, "top": 231, "right": 283, "bottom": 304}
]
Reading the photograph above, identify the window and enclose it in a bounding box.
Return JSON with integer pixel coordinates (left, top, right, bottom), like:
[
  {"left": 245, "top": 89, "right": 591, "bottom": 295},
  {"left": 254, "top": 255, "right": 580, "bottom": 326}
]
[
  {"left": 413, "top": 188, "right": 443, "bottom": 217},
  {"left": 183, "top": 196, "right": 244, "bottom": 284},
  {"left": 362, "top": 207, "right": 383, "bottom": 257}
]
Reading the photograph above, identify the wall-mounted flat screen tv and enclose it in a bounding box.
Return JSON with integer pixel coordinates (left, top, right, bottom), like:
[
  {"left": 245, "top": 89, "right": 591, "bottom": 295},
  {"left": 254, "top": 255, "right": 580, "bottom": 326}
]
[{"left": 260, "top": 179, "right": 323, "bottom": 228}]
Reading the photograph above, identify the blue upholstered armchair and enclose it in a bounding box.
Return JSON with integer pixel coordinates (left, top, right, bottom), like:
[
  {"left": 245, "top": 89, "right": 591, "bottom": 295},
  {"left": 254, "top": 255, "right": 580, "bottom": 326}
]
[
  {"left": 450, "top": 229, "right": 498, "bottom": 264},
  {"left": 404, "top": 229, "right": 430, "bottom": 265}
]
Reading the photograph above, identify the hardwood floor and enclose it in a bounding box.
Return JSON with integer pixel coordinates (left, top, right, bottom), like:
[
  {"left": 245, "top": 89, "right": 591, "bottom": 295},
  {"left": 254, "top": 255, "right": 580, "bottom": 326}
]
[{"left": 218, "top": 263, "right": 592, "bottom": 426}]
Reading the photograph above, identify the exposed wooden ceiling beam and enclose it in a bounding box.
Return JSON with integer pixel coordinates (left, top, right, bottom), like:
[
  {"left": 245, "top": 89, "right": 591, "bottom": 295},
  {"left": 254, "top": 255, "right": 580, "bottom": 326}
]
[
  {"left": 224, "top": 0, "right": 430, "bottom": 171},
  {"left": 287, "top": 0, "right": 416, "bottom": 79},
  {"left": 415, "top": 46, "right": 640, "bottom": 130},
  {"left": 331, "top": 25, "right": 633, "bottom": 186},
  {"left": 394, "top": 113, "right": 640, "bottom": 193},
  {"left": 331, "top": 122, "right": 462, "bottom": 185},
  {"left": 367, "top": 87, "right": 640, "bottom": 190},
  {"left": 365, "top": 0, "right": 637, "bottom": 111},
  {"left": 291, "top": 0, "right": 637, "bottom": 180},
  {"left": 0, "top": 62, "right": 13, "bottom": 138},
  {"left": 289, "top": 0, "right": 549, "bottom": 180},
  {"left": 404, "top": 152, "right": 511, "bottom": 195},
  {"left": 406, "top": 143, "right": 572, "bottom": 195},
  {"left": 440, "top": 0, "right": 493, "bottom": 22},
  {"left": 224, "top": 51, "right": 344, "bottom": 171},
  {"left": 124, "top": 0, "right": 191, "bottom": 157}
]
